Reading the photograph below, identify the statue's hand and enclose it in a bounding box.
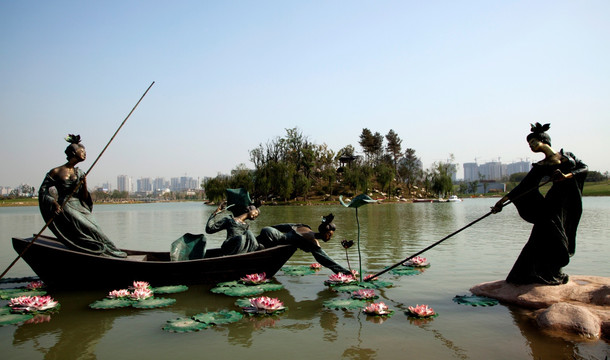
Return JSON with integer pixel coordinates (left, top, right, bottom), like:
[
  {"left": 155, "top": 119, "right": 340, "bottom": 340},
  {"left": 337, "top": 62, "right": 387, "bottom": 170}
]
[
  {"left": 552, "top": 169, "right": 570, "bottom": 182},
  {"left": 491, "top": 200, "right": 503, "bottom": 214},
  {"left": 53, "top": 201, "right": 62, "bottom": 215}
]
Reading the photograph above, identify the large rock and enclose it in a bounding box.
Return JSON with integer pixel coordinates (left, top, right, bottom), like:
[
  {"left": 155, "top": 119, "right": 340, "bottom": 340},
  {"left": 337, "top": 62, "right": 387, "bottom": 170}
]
[{"left": 470, "top": 275, "right": 610, "bottom": 341}]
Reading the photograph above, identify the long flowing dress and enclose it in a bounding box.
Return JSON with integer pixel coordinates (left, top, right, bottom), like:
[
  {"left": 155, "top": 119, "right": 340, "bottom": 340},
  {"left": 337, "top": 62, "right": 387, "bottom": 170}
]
[
  {"left": 38, "top": 168, "right": 125, "bottom": 257},
  {"left": 257, "top": 224, "right": 350, "bottom": 274},
  {"left": 505, "top": 150, "right": 587, "bottom": 285},
  {"left": 205, "top": 211, "right": 261, "bottom": 255}
]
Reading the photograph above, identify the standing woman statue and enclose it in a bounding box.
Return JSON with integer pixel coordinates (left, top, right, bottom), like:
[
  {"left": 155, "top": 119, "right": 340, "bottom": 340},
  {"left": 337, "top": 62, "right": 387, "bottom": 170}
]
[
  {"left": 492, "top": 123, "right": 587, "bottom": 285},
  {"left": 38, "top": 134, "right": 127, "bottom": 258}
]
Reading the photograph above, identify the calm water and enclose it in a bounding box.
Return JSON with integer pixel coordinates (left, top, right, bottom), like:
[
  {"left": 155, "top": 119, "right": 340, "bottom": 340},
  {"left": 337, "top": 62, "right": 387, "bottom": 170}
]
[{"left": 1, "top": 198, "right": 608, "bottom": 359}]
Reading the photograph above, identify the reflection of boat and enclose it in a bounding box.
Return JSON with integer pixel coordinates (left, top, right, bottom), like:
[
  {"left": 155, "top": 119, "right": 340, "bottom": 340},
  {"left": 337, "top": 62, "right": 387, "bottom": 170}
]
[
  {"left": 12, "top": 235, "right": 297, "bottom": 290},
  {"left": 447, "top": 195, "right": 462, "bottom": 202}
]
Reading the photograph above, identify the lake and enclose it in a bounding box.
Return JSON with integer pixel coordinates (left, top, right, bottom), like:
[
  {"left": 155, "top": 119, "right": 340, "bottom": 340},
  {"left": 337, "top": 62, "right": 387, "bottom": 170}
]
[{"left": 1, "top": 198, "right": 608, "bottom": 359}]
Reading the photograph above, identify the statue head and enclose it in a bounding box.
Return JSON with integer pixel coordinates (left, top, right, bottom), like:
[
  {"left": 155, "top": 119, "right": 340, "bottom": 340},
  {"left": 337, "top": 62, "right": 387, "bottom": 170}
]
[
  {"left": 526, "top": 123, "right": 551, "bottom": 146},
  {"left": 64, "top": 134, "right": 86, "bottom": 161},
  {"left": 318, "top": 213, "right": 336, "bottom": 242}
]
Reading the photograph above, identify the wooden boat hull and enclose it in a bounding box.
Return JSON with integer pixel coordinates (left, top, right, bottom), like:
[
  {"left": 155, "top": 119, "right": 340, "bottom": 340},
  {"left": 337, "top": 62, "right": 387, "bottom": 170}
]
[{"left": 12, "top": 236, "right": 297, "bottom": 290}]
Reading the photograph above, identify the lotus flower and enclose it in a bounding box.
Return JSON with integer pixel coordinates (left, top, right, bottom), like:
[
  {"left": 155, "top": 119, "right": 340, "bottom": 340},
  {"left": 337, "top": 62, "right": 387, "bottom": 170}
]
[
  {"left": 341, "top": 239, "right": 354, "bottom": 249},
  {"left": 403, "top": 256, "right": 429, "bottom": 267},
  {"left": 407, "top": 304, "right": 436, "bottom": 317},
  {"left": 363, "top": 274, "right": 378, "bottom": 282},
  {"left": 351, "top": 289, "right": 377, "bottom": 300},
  {"left": 108, "top": 289, "right": 131, "bottom": 299},
  {"left": 363, "top": 302, "right": 391, "bottom": 315},
  {"left": 240, "top": 272, "right": 268, "bottom": 285},
  {"left": 130, "top": 287, "right": 153, "bottom": 301},
  {"left": 130, "top": 281, "right": 151, "bottom": 290},
  {"left": 325, "top": 273, "right": 357, "bottom": 285},
  {"left": 26, "top": 280, "right": 45, "bottom": 290},
  {"left": 8, "top": 295, "right": 59, "bottom": 313},
  {"left": 246, "top": 296, "right": 285, "bottom": 314},
  {"left": 310, "top": 263, "right": 322, "bottom": 270}
]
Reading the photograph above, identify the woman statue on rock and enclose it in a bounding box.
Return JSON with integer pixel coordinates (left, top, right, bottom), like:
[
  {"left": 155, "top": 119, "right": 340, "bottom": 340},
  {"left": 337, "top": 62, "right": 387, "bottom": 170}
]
[
  {"left": 39, "top": 134, "right": 127, "bottom": 257},
  {"left": 492, "top": 123, "right": 587, "bottom": 285}
]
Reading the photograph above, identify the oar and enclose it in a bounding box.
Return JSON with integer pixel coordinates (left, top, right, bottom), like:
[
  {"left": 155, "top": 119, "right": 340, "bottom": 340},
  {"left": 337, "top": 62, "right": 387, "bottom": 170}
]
[
  {"left": 365, "top": 178, "right": 552, "bottom": 281},
  {"left": 0, "top": 81, "right": 155, "bottom": 281}
]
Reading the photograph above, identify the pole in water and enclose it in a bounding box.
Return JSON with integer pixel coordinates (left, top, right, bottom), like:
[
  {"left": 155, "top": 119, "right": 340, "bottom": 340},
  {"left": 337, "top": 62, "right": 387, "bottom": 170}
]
[{"left": 0, "top": 81, "right": 155, "bottom": 281}]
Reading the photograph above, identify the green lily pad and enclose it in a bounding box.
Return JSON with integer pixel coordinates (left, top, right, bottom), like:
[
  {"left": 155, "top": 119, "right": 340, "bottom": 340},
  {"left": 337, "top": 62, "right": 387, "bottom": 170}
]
[
  {"left": 215, "top": 281, "right": 241, "bottom": 288},
  {"left": 192, "top": 310, "right": 243, "bottom": 325},
  {"left": 162, "top": 317, "right": 210, "bottom": 333},
  {"left": 281, "top": 265, "right": 317, "bottom": 276},
  {"left": 211, "top": 285, "right": 265, "bottom": 297},
  {"left": 234, "top": 298, "right": 252, "bottom": 308},
  {"left": 323, "top": 298, "right": 368, "bottom": 310},
  {"left": 0, "top": 313, "right": 34, "bottom": 326},
  {"left": 258, "top": 283, "right": 284, "bottom": 292},
  {"left": 0, "top": 306, "right": 12, "bottom": 315},
  {"left": 453, "top": 295, "right": 499, "bottom": 307},
  {"left": 132, "top": 297, "right": 176, "bottom": 309},
  {"left": 390, "top": 268, "right": 422, "bottom": 276},
  {"left": 331, "top": 281, "right": 393, "bottom": 293},
  {"left": 89, "top": 298, "right": 134, "bottom": 309},
  {"left": 0, "top": 289, "right": 47, "bottom": 300},
  {"left": 339, "top": 194, "right": 377, "bottom": 208},
  {"left": 152, "top": 285, "right": 189, "bottom": 294}
]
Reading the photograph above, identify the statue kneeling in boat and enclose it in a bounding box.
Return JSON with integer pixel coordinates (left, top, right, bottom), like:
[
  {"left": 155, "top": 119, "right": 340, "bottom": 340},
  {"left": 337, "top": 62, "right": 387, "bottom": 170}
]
[
  {"left": 38, "top": 134, "right": 127, "bottom": 258},
  {"left": 257, "top": 213, "right": 351, "bottom": 274},
  {"left": 206, "top": 188, "right": 263, "bottom": 255}
]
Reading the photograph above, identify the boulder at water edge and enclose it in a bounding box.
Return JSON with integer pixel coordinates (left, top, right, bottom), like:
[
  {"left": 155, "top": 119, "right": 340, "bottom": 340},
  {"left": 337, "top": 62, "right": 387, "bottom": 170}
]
[{"left": 470, "top": 275, "right": 609, "bottom": 341}]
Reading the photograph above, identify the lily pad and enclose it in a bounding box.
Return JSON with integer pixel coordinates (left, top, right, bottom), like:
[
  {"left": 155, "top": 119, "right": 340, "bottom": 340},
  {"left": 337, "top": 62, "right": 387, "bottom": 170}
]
[
  {"left": 242, "top": 306, "right": 286, "bottom": 316},
  {"left": 323, "top": 298, "right": 368, "bottom": 310},
  {"left": 258, "top": 283, "right": 284, "bottom": 292},
  {"left": 192, "top": 310, "right": 243, "bottom": 325},
  {"left": 390, "top": 268, "right": 422, "bottom": 276},
  {"left": 132, "top": 297, "right": 176, "bottom": 309},
  {"left": 453, "top": 295, "right": 499, "bottom": 307},
  {"left": 281, "top": 266, "right": 317, "bottom": 276},
  {"left": 0, "top": 313, "right": 34, "bottom": 326},
  {"left": 0, "top": 289, "right": 47, "bottom": 300},
  {"left": 89, "top": 298, "right": 134, "bottom": 309},
  {"left": 331, "top": 281, "right": 393, "bottom": 293},
  {"left": 162, "top": 317, "right": 210, "bottom": 333},
  {"left": 234, "top": 298, "right": 252, "bottom": 308},
  {"left": 211, "top": 285, "right": 265, "bottom": 297},
  {"left": 215, "top": 281, "right": 241, "bottom": 288},
  {"left": 152, "top": 285, "right": 189, "bottom": 294}
]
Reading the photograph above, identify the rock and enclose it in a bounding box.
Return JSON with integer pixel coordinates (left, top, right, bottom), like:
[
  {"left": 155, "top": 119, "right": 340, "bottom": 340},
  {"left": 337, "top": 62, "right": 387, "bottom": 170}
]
[{"left": 470, "top": 275, "right": 610, "bottom": 341}]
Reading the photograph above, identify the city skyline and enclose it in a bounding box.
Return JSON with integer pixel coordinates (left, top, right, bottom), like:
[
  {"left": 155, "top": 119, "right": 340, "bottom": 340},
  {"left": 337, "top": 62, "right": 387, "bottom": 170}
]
[{"left": 2, "top": 2, "right": 608, "bottom": 189}]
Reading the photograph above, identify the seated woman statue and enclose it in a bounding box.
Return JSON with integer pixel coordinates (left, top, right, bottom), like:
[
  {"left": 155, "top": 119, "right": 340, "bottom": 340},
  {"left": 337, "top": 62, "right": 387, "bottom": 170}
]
[
  {"left": 205, "top": 188, "right": 262, "bottom": 255},
  {"left": 256, "top": 214, "right": 350, "bottom": 274},
  {"left": 38, "top": 134, "right": 127, "bottom": 257},
  {"left": 492, "top": 123, "right": 587, "bottom": 285}
]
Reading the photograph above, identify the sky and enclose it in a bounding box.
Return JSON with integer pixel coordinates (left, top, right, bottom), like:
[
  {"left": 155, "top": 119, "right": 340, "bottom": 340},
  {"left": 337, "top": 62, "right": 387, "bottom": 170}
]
[{"left": 1, "top": 1, "right": 609, "bottom": 189}]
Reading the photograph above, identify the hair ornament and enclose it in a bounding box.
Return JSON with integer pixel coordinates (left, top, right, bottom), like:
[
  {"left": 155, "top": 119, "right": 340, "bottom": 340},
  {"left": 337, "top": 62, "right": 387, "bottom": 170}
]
[
  {"left": 65, "top": 134, "right": 82, "bottom": 144},
  {"left": 530, "top": 123, "right": 550, "bottom": 134},
  {"left": 322, "top": 213, "right": 334, "bottom": 225}
]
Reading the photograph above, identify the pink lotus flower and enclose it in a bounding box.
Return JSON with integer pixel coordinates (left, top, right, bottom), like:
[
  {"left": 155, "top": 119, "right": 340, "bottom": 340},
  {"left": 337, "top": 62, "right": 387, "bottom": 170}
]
[
  {"left": 26, "top": 280, "right": 45, "bottom": 290},
  {"left": 325, "top": 273, "right": 357, "bottom": 285},
  {"left": 240, "top": 272, "right": 268, "bottom": 285},
  {"left": 107, "top": 289, "right": 131, "bottom": 299},
  {"left": 403, "top": 256, "right": 429, "bottom": 267},
  {"left": 310, "top": 263, "right": 322, "bottom": 269},
  {"left": 130, "top": 287, "right": 153, "bottom": 300},
  {"left": 247, "top": 296, "right": 285, "bottom": 314},
  {"left": 407, "top": 304, "right": 436, "bottom": 317},
  {"left": 351, "top": 289, "right": 377, "bottom": 300},
  {"left": 363, "top": 302, "right": 392, "bottom": 315},
  {"left": 8, "top": 295, "right": 59, "bottom": 313},
  {"left": 364, "top": 274, "right": 378, "bottom": 282},
  {"left": 130, "top": 281, "right": 151, "bottom": 290}
]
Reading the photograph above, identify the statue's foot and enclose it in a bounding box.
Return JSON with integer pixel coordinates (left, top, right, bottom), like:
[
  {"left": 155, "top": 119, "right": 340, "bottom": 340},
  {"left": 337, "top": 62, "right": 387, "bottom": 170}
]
[{"left": 107, "top": 249, "right": 128, "bottom": 258}]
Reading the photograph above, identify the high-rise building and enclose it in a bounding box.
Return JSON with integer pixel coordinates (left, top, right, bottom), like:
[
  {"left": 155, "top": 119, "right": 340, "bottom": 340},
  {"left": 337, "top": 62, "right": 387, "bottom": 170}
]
[{"left": 117, "top": 175, "right": 132, "bottom": 193}]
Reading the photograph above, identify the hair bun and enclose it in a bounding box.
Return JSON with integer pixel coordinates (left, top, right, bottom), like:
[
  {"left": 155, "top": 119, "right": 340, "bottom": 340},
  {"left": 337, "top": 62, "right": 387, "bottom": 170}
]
[
  {"left": 65, "top": 134, "right": 82, "bottom": 144},
  {"left": 530, "top": 122, "right": 550, "bottom": 134}
]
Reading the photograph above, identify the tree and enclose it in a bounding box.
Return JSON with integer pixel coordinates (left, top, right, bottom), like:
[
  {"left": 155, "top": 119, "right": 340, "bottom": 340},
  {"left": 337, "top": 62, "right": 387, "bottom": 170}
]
[
  {"left": 376, "top": 162, "right": 395, "bottom": 195},
  {"left": 385, "top": 129, "right": 402, "bottom": 174},
  {"left": 398, "top": 148, "right": 422, "bottom": 196}
]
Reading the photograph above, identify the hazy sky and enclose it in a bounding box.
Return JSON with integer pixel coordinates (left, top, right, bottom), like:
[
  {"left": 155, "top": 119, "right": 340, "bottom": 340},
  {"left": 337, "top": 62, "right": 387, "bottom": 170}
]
[{"left": 1, "top": 1, "right": 608, "bottom": 189}]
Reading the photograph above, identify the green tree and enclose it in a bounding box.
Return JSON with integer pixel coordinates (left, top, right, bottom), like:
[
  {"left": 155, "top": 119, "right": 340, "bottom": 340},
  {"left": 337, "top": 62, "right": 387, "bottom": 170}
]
[{"left": 385, "top": 129, "right": 402, "bottom": 174}]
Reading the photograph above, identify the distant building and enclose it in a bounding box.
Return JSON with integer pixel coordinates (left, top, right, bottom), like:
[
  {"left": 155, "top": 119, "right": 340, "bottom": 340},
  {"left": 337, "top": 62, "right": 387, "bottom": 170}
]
[
  {"left": 117, "top": 175, "right": 132, "bottom": 193},
  {"left": 463, "top": 159, "right": 531, "bottom": 181}
]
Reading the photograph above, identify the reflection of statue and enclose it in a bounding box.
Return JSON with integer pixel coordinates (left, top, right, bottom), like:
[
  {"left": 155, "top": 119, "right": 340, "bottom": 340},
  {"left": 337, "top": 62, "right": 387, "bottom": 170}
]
[
  {"left": 38, "top": 134, "right": 126, "bottom": 257},
  {"left": 492, "top": 123, "right": 587, "bottom": 285},
  {"left": 205, "top": 188, "right": 262, "bottom": 255},
  {"left": 256, "top": 214, "right": 350, "bottom": 274}
]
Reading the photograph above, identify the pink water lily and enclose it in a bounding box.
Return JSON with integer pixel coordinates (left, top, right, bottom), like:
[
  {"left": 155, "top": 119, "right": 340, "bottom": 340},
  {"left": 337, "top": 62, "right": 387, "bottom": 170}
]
[
  {"left": 310, "top": 263, "right": 322, "bottom": 269},
  {"left": 326, "top": 273, "right": 357, "bottom": 284},
  {"left": 407, "top": 304, "right": 436, "bottom": 317},
  {"left": 363, "top": 274, "right": 378, "bottom": 282},
  {"left": 351, "top": 289, "right": 377, "bottom": 300},
  {"left": 247, "top": 296, "right": 285, "bottom": 314},
  {"left": 107, "top": 289, "right": 131, "bottom": 299},
  {"left": 130, "top": 287, "right": 153, "bottom": 300},
  {"left": 26, "top": 280, "right": 45, "bottom": 290},
  {"left": 403, "top": 256, "right": 429, "bottom": 267},
  {"left": 8, "top": 295, "right": 59, "bottom": 313},
  {"left": 363, "top": 302, "right": 392, "bottom": 315},
  {"left": 130, "top": 281, "right": 151, "bottom": 290},
  {"left": 240, "top": 272, "right": 268, "bottom": 284}
]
